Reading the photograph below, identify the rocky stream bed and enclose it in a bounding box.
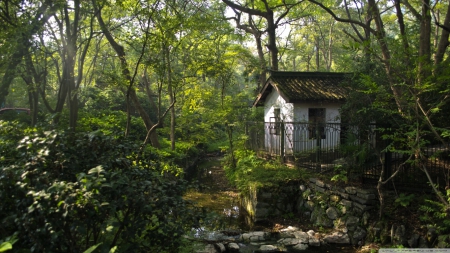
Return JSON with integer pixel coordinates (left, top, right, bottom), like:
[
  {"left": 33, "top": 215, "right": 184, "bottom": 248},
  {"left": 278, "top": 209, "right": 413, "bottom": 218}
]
[{"left": 183, "top": 156, "right": 360, "bottom": 253}]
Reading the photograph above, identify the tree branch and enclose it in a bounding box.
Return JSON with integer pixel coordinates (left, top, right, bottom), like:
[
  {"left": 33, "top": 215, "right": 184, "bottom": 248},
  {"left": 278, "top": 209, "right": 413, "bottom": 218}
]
[{"left": 308, "top": 0, "right": 376, "bottom": 34}]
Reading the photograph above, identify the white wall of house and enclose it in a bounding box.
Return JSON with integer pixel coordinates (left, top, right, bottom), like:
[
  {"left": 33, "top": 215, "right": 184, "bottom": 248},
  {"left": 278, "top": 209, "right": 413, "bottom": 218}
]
[
  {"left": 263, "top": 91, "right": 293, "bottom": 154},
  {"left": 263, "top": 91, "right": 294, "bottom": 122},
  {"left": 293, "top": 102, "right": 341, "bottom": 122},
  {"left": 263, "top": 90, "right": 344, "bottom": 155}
]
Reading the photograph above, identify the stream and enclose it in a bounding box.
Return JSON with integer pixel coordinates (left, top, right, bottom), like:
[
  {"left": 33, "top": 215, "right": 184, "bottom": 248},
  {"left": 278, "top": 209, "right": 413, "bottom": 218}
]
[{"left": 183, "top": 155, "right": 359, "bottom": 253}]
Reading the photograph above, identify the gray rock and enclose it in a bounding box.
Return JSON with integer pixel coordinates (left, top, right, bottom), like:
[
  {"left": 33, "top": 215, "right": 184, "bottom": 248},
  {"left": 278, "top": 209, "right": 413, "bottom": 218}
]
[
  {"left": 241, "top": 231, "right": 269, "bottom": 242},
  {"left": 326, "top": 207, "right": 339, "bottom": 220},
  {"left": 255, "top": 207, "right": 270, "bottom": 219},
  {"left": 308, "top": 236, "right": 320, "bottom": 247},
  {"left": 345, "top": 216, "right": 360, "bottom": 232},
  {"left": 304, "top": 201, "right": 315, "bottom": 211},
  {"left": 418, "top": 236, "right": 428, "bottom": 248},
  {"left": 334, "top": 217, "right": 346, "bottom": 231},
  {"left": 349, "top": 194, "right": 376, "bottom": 205},
  {"left": 339, "top": 199, "right": 352, "bottom": 208},
  {"left": 293, "top": 231, "right": 309, "bottom": 244},
  {"left": 299, "top": 185, "right": 307, "bottom": 191},
  {"left": 315, "top": 185, "right": 326, "bottom": 193},
  {"left": 257, "top": 245, "right": 278, "bottom": 252},
  {"left": 356, "top": 188, "right": 375, "bottom": 195},
  {"left": 345, "top": 186, "right": 357, "bottom": 195},
  {"left": 277, "top": 238, "right": 302, "bottom": 246},
  {"left": 323, "top": 231, "right": 350, "bottom": 244},
  {"left": 311, "top": 207, "right": 334, "bottom": 227},
  {"left": 352, "top": 226, "right": 367, "bottom": 244},
  {"left": 353, "top": 202, "right": 373, "bottom": 213},
  {"left": 362, "top": 212, "right": 370, "bottom": 226},
  {"left": 330, "top": 195, "right": 341, "bottom": 203},
  {"left": 280, "top": 226, "right": 299, "bottom": 232},
  {"left": 279, "top": 226, "right": 298, "bottom": 238},
  {"left": 391, "top": 225, "right": 406, "bottom": 246},
  {"left": 427, "top": 226, "right": 438, "bottom": 245},
  {"left": 408, "top": 234, "right": 420, "bottom": 248},
  {"left": 292, "top": 243, "right": 309, "bottom": 251},
  {"left": 357, "top": 192, "right": 376, "bottom": 200},
  {"left": 315, "top": 179, "right": 325, "bottom": 188},
  {"left": 214, "top": 243, "right": 226, "bottom": 253},
  {"left": 227, "top": 242, "right": 240, "bottom": 252},
  {"left": 307, "top": 231, "right": 320, "bottom": 247}
]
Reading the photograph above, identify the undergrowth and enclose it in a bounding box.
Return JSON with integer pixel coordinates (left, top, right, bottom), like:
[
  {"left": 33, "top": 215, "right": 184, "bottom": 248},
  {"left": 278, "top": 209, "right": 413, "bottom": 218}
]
[{"left": 222, "top": 149, "right": 312, "bottom": 193}]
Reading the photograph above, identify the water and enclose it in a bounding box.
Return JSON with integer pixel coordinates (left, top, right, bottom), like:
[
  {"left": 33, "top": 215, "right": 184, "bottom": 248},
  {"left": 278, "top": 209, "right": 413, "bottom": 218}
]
[
  {"left": 184, "top": 156, "right": 246, "bottom": 231},
  {"left": 183, "top": 156, "right": 359, "bottom": 253}
]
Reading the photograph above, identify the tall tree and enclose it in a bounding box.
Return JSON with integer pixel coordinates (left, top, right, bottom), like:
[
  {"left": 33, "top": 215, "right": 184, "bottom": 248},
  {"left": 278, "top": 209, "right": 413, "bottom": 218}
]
[
  {"left": 309, "top": 0, "right": 450, "bottom": 214},
  {"left": 222, "top": 0, "right": 304, "bottom": 73},
  {"left": 92, "top": 0, "right": 162, "bottom": 147},
  {"left": 0, "top": 0, "right": 59, "bottom": 107}
]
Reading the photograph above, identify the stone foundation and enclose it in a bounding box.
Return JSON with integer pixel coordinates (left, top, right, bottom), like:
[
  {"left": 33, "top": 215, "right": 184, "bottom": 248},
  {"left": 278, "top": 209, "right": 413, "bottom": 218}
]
[{"left": 240, "top": 178, "right": 377, "bottom": 245}]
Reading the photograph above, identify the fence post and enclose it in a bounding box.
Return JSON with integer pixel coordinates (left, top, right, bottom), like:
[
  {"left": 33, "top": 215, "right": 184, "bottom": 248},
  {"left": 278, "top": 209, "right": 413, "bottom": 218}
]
[
  {"left": 316, "top": 122, "right": 321, "bottom": 171},
  {"left": 280, "top": 122, "right": 285, "bottom": 163}
]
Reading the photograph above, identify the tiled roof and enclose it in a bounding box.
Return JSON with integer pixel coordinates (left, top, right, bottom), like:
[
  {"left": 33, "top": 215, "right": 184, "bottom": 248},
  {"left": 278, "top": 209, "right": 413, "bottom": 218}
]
[{"left": 253, "top": 71, "right": 350, "bottom": 107}]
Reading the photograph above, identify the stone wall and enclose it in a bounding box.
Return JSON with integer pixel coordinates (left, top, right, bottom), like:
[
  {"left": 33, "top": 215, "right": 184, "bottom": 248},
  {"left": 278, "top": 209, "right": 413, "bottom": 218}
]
[{"left": 240, "top": 177, "right": 377, "bottom": 245}]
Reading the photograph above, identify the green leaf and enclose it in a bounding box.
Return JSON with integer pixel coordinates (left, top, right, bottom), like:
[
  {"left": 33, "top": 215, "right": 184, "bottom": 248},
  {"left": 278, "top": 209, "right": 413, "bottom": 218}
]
[
  {"left": 109, "top": 246, "right": 117, "bottom": 253},
  {"left": 83, "top": 243, "right": 102, "bottom": 253},
  {"left": 88, "top": 166, "right": 104, "bottom": 175},
  {"left": 0, "top": 242, "right": 12, "bottom": 252}
]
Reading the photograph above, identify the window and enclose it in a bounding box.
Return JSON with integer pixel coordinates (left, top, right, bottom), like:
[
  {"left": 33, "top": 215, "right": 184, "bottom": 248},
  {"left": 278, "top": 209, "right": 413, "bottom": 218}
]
[
  {"left": 309, "top": 108, "right": 325, "bottom": 139},
  {"left": 270, "top": 108, "right": 281, "bottom": 135}
]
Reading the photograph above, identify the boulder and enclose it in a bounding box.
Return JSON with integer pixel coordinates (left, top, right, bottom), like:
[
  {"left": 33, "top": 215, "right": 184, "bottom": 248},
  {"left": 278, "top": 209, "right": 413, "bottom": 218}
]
[
  {"left": 214, "top": 243, "right": 226, "bottom": 253},
  {"left": 345, "top": 216, "right": 360, "bottom": 232},
  {"left": 257, "top": 245, "right": 278, "bottom": 252},
  {"left": 293, "top": 231, "right": 309, "bottom": 244},
  {"left": 326, "top": 207, "right": 339, "bottom": 220},
  {"left": 351, "top": 226, "right": 367, "bottom": 245},
  {"left": 292, "top": 243, "right": 309, "bottom": 251},
  {"left": 241, "top": 231, "right": 269, "bottom": 242},
  {"left": 277, "top": 238, "right": 302, "bottom": 246},
  {"left": 226, "top": 242, "right": 240, "bottom": 253},
  {"left": 323, "top": 231, "right": 350, "bottom": 244}
]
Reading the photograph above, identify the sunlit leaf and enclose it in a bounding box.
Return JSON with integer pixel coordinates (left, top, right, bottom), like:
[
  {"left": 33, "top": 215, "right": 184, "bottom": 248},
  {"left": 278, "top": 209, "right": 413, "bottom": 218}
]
[{"left": 83, "top": 243, "right": 102, "bottom": 253}]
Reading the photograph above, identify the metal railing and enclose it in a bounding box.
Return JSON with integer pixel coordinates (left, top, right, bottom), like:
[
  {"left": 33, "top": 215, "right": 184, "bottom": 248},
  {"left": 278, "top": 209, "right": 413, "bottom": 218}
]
[{"left": 244, "top": 121, "right": 450, "bottom": 191}]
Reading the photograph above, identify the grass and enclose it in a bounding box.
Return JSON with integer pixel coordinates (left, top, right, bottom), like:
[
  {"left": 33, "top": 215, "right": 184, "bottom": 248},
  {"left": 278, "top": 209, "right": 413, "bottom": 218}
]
[{"left": 223, "top": 149, "right": 314, "bottom": 192}]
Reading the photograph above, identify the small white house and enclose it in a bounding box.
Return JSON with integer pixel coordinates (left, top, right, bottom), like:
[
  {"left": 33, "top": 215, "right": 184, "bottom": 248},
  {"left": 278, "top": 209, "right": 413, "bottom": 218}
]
[{"left": 253, "top": 71, "right": 350, "bottom": 155}]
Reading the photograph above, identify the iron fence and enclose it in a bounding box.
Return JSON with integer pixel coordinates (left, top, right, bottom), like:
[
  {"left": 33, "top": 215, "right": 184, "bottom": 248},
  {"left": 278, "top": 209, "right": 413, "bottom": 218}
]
[{"left": 244, "top": 121, "right": 450, "bottom": 191}]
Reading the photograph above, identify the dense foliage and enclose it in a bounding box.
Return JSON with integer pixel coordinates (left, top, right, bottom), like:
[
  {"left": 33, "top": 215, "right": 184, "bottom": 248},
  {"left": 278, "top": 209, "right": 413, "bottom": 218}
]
[{"left": 0, "top": 122, "right": 201, "bottom": 253}]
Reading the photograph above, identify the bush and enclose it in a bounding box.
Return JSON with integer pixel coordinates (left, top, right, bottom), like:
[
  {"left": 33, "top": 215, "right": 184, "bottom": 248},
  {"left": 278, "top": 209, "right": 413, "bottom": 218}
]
[{"left": 0, "top": 123, "right": 201, "bottom": 253}]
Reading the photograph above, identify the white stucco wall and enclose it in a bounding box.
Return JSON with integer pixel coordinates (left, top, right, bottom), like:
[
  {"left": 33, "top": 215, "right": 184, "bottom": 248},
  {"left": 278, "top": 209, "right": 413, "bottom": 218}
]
[
  {"left": 293, "top": 102, "right": 341, "bottom": 123},
  {"left": 263, "top": 91, "right": 294, "bottom": 122},
  {"left": 262, "top": 89, "right": 344, "bottom": 154}
]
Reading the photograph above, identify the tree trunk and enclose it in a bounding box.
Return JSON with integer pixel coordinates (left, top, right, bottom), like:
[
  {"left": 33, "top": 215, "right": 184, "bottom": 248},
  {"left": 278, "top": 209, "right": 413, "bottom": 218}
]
[
  {"left": 165, "top": 45, "right": 176, "bottom": 151},
  {"left": 0, "top": 0, "right": 56, "bottom": 107},
  {"left": 93, "top": 0, "right": 160, "bottom": 147}
]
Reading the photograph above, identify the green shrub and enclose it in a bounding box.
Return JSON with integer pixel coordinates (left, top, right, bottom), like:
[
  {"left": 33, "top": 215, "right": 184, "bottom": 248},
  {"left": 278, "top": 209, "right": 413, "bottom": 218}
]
[{"left": 0, "top": 124, "right": 201, "bottom": 253}]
